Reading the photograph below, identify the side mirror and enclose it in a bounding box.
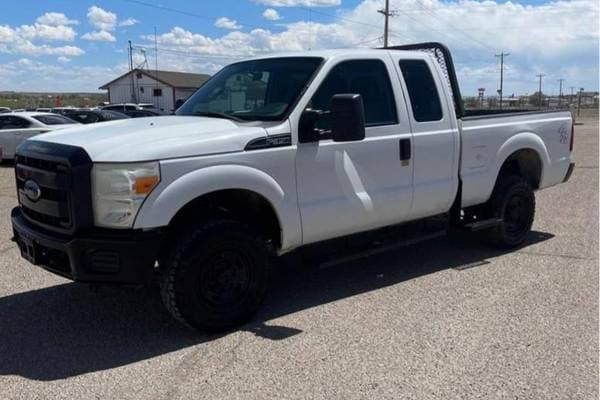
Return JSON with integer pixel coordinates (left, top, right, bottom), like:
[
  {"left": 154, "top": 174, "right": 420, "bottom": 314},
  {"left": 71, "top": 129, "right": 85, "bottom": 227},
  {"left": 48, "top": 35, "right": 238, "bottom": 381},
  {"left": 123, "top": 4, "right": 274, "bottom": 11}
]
[{"left": 331, "top": 94, "right": 365, "bottom": 142}]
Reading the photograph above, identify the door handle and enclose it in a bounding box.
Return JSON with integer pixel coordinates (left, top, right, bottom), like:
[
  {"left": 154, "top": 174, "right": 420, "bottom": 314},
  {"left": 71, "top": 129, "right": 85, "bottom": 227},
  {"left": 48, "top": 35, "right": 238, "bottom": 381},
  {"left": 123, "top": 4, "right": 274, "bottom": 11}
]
[{"left": 399, "top": 138, "right": 411, "bottom": 164}]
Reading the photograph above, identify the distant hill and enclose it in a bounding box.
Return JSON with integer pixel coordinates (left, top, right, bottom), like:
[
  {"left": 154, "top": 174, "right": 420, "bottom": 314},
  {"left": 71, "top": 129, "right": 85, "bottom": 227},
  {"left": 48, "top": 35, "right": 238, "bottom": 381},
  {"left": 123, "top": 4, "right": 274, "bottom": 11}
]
[{"left": 0, "top": 91, "right": 107, "bottom": 109}]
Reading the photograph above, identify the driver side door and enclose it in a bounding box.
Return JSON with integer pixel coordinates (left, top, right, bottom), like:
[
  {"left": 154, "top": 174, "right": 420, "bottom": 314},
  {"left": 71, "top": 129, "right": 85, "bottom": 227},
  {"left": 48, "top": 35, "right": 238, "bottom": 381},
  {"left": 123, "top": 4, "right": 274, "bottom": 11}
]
[{"left": 295, "top": 58, "right": 414, "bottom": 245}]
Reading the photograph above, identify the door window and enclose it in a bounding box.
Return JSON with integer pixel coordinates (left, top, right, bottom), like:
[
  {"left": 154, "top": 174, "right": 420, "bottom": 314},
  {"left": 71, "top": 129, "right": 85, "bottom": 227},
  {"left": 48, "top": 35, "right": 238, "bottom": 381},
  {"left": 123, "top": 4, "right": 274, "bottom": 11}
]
[
  {"left": 309, "top": 59, "right": 398, "bottom": 129},
  {"left": 399, "top": 60, "right": 443, "bottom": 122},
  {"left": 0, "top": 116, "right": 31, "bottom": 129}
]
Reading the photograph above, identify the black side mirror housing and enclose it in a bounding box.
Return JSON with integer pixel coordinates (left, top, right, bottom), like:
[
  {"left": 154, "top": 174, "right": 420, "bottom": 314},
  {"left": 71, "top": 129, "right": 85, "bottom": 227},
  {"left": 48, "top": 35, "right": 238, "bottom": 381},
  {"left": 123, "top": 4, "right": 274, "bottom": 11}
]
[{"left": 331, "top": 94, "right": 366, "bottom": 142}]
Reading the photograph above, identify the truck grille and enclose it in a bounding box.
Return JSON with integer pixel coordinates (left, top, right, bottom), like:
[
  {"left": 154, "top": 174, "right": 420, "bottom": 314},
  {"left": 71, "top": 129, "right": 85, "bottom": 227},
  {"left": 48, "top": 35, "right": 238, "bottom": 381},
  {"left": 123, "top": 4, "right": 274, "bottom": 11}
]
[
  {"left": 15, "top": 141, "right": 93, "bottom": 234},
  {"left": 16, "top": 157, "right": 72, "bottom": 229}
]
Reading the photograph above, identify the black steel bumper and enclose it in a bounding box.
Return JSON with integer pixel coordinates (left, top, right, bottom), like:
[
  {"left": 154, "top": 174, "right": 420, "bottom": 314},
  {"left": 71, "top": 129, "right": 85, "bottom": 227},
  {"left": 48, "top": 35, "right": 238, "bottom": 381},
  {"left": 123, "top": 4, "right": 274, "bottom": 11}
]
[
  {"left": 11, "top": 207, "right": 162, "bottom": 284},
  {"left": 563, "top": 162, "right": 575, "bottom": 183}
]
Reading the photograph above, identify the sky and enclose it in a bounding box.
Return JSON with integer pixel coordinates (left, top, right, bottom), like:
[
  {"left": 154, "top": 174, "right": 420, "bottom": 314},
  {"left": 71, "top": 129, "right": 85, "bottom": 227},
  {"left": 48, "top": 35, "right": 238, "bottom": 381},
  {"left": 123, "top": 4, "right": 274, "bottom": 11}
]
[{"left": 0, "top": 0, "right": 598, "bottom": 96}]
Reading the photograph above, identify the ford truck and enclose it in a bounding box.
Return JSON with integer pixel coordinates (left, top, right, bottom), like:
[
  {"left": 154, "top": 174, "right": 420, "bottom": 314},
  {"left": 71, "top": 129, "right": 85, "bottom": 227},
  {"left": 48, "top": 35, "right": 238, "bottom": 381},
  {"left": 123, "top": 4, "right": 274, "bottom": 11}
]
[{"left": 11, "top": 43, "right": 575, "bottom": 331}]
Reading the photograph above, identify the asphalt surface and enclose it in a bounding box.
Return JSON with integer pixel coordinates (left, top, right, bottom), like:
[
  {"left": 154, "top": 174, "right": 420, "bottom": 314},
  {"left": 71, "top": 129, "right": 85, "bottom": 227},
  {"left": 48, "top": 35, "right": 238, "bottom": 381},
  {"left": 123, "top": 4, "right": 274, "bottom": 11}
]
[{"left": 0, "top": 117, "right": 597, "bottom": 399}]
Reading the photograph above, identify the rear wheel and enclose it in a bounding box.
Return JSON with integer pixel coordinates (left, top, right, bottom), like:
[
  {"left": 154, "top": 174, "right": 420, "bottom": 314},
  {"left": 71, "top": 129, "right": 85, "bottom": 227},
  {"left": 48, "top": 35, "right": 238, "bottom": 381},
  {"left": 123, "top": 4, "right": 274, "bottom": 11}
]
[
  {"left": 160, "top": 219, "right": 270, "bottom": 332},
  {"left": 486, "top": 175, "right": 535, "bottom": 248}
]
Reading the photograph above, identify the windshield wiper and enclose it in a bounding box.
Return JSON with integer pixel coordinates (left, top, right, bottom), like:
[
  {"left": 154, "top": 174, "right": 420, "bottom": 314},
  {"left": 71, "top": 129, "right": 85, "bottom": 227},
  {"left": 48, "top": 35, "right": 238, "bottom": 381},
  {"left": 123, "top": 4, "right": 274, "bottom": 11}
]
[{"left": 192, "top": 111, "right": 244, "bottom": 122}]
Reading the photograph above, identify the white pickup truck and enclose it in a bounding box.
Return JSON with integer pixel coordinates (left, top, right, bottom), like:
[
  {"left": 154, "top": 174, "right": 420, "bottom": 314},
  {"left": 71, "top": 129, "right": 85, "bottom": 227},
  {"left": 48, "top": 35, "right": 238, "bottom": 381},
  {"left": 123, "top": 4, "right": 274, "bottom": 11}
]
[{"left": 11, "top": 43, "right": 574, "bottom": 331}]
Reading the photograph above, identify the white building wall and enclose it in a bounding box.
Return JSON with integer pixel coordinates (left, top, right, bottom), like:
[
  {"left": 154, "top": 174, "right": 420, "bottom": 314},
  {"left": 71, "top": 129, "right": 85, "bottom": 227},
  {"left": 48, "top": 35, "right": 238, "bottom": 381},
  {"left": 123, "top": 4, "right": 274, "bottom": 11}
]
[{"left": 106, "top": 73, "right": 174, "bottom": 112}]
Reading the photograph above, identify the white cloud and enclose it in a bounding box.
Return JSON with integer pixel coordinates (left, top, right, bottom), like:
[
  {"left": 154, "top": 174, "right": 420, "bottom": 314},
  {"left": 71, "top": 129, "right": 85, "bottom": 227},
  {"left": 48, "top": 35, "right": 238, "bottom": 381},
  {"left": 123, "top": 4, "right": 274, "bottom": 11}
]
[
  {"left": 81, "top": 30, "right": 116, "bottom": 42},
  {"left": 17, "top": 24, "right": 77, "bottom": 41},
  {"left": 17, "top": 58, "right": 33, "bottom": 66},
  {"left": 214, "top": 17, "right": 243, "bottom": 30},
  {"left": 144, "top": 0, "right": 598, "bottom": 95},
  {"left": 36, "top": 12, "right": 78, "bottom": 26},
  {"left": 57, "top": 56, "right": 71, "bottom": 63},
  {"left": 0, "top": 23, "right": 84, "bottom": 57},
  {"left": 262, "top": 8, "right": 282, "bottom": 21},
  {"left": 87, "top": 6, "right": 117, "bottom": 31},
  {"left": 254, "top": 0, "right": 340, "bottom": 6},
  {"left": 119, "top": 18, "right": 140, "bottom": 27},
  {"left": 0, "top": 59, "right": 122, "bottom": 92}
]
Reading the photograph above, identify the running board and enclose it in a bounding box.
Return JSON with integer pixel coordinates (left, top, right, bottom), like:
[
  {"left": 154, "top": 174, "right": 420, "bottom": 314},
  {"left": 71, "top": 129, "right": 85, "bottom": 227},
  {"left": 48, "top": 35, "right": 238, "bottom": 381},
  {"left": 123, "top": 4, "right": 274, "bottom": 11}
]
[
  {"left": 462, "top": 218, "right": 503, "bottom": 231},
  {"left": 318, "top": 230, "right": 446, "bottom": 269}
]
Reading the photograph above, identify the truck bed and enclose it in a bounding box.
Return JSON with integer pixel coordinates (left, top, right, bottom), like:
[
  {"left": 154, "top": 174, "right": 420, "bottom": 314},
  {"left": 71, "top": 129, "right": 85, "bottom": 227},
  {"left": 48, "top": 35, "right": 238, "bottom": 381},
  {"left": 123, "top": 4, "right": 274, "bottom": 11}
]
[{"left": 459, "top": 110, "right": 573, "bottom": 208}]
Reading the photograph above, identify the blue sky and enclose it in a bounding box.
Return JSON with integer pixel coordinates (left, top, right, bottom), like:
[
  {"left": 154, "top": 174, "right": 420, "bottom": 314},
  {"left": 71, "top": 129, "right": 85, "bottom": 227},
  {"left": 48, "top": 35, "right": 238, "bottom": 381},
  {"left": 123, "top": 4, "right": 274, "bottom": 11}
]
[{"left": 0, "top": 0, "right": 598, "bottom": 95}]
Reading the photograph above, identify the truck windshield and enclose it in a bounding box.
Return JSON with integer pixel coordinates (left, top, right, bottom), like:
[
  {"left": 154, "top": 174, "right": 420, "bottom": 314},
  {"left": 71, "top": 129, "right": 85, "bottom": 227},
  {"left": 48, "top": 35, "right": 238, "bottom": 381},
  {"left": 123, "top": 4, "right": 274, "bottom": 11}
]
[{"left": 176, "top": 57, "right": 323, "bottom": 121}]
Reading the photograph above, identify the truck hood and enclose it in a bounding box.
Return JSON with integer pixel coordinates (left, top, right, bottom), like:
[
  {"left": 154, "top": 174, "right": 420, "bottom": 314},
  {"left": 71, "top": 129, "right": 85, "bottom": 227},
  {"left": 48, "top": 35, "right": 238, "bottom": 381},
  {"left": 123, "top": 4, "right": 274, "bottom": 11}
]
[{"left": 34, "top": 116, "right": 267, "bottom": 162}]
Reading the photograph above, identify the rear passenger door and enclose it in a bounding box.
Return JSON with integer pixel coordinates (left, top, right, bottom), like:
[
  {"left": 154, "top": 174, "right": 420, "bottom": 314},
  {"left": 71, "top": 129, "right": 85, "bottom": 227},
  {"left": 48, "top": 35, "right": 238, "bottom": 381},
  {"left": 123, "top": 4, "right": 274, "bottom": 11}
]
[
  {"left": 295, "top": 57, "right": 414, "bottom": 245},
  {"left": 391, "top": 56, "right": 460, "bottom": 219}
]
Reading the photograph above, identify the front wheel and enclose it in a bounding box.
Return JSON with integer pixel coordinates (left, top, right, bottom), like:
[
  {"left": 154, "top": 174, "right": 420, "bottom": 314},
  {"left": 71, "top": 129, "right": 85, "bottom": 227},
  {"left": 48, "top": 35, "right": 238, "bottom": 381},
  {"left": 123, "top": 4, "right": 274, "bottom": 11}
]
[
  {"left": 160, "top": 219, "right": 270, "bottom": 332},
  {"left": 486, "top": 175, "right": 536, "bottom": 248}
]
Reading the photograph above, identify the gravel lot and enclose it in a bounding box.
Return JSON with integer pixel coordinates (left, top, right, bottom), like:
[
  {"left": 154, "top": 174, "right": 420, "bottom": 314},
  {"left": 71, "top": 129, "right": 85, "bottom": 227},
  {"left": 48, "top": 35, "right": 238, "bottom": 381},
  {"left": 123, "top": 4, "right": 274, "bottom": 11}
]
[{"left": 0, "top": 117, "right": 597, "bottom": 399}]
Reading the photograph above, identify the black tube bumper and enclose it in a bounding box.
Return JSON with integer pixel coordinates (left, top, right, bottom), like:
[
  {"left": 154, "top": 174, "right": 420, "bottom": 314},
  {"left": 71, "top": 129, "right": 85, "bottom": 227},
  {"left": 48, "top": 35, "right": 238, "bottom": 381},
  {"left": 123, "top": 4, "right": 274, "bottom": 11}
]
[
  {"left": 563, "top": 162, "right": 575, "bottom": 183},
  {"left": 11, "top": 207, "right": 162, "bottom": 284}
]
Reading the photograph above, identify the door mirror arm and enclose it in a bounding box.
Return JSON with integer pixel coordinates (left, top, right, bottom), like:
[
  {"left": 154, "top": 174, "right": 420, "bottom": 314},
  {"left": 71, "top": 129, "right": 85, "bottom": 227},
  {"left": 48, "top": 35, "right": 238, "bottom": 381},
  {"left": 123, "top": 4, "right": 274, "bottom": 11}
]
[{"left": 298, "top": 108, "right": 331, "bottom": 143}]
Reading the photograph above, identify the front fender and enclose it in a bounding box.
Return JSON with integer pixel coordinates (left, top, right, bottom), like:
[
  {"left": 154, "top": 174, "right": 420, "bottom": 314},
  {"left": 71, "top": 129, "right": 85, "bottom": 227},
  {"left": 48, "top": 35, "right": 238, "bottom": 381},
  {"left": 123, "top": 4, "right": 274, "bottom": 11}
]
[{"left": 134, "top": 164, "right": 301, "bottom": 251}]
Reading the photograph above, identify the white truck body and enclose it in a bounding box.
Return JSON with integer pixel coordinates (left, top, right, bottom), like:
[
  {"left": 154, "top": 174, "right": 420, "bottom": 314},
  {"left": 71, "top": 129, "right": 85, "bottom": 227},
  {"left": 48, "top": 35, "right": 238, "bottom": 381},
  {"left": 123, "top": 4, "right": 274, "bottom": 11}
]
[
  {"left": 37, "top": 48, "right": 573, "bottom": 252},
  {"left": 11, "top": 44, "right": 574, "bottom": 331}
]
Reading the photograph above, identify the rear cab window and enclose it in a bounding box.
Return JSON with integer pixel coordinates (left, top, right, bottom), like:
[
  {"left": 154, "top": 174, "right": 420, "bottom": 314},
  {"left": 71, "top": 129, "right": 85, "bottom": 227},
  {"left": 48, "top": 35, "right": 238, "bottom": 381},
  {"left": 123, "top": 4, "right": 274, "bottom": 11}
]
[{"left": 398, "top": 59, "right": 443, "bottom": 122}]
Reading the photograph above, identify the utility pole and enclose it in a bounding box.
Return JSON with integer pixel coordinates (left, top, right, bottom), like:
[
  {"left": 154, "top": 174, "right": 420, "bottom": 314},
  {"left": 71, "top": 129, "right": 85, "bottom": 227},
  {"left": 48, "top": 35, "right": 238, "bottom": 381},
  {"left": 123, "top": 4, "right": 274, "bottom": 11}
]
[
  {"left": 569, "top": 86, "right": 575, "bottom": 106},
  {"left": 557, "top": 78, "right": 564, "bottom": 107},
  {"left": 378, "top": 0, "right": 390, "bottom": 48},
  {"left": 128, "top": 40, "right": 136, "bottom": 103},
  {"left": 536, "top": 73, "right": 545, "bottom": 109},
  {"left": 577, "top": 87, "right": 584, "bottom": 117},
  {"left": 495, "top": 52, "right": 509, "bottom": 109}
]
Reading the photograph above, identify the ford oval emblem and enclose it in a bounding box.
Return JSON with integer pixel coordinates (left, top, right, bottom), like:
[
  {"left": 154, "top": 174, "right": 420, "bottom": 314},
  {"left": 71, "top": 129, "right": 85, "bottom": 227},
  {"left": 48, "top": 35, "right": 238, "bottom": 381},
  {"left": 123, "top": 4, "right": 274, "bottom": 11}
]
[{"left": 24, "top": 180, "right": 42, "bottom": 202}]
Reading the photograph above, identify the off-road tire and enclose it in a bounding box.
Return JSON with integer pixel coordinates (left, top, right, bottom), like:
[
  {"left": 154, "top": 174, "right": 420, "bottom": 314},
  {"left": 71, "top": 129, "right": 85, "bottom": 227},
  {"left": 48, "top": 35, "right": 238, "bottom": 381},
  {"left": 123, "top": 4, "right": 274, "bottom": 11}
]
[
  {"left": 486, "top": 174, "right": 535, "bottom": 248},
  {"left": 160, "top": 219, "right": 270, "bottom": 332}
]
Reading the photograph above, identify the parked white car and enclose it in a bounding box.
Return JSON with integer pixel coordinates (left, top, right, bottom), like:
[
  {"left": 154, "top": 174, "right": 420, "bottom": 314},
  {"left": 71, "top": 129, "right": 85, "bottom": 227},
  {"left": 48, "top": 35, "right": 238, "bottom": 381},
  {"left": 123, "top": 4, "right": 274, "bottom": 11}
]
[{"left": 0, "top": 112, "right": 79, "bottom": 161}]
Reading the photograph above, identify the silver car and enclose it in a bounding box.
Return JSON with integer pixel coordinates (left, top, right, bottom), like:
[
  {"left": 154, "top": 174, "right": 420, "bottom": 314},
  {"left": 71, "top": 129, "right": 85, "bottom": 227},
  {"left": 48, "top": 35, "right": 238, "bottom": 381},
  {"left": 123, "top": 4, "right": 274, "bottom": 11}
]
[{"left": 0, "top": 112, "right": 79, "bottom": 161}]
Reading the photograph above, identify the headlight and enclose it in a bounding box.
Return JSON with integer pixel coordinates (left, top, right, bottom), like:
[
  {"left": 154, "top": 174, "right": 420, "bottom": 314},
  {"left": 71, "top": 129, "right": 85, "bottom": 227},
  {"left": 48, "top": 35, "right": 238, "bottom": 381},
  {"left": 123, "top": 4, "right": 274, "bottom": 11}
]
[{"left": 91, "top": 162, "right": 160, "bottom": 228}]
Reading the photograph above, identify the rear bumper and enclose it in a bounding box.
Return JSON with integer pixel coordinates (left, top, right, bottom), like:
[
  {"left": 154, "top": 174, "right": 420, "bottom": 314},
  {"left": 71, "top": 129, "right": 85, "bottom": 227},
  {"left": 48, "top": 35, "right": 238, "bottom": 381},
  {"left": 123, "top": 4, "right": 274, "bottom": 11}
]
[
  {"left": 11, "top": 207, "right": 162, "bottom": 284},
  {"left": 563, "top": 162, "right": 575, "bottom": 183}
]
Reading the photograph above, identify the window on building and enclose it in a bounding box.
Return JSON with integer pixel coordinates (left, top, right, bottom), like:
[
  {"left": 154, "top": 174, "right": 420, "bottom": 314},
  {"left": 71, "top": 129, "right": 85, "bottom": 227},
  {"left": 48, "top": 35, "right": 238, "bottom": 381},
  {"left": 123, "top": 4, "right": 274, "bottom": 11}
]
[
  {"left": 153, "top": 88, "right": 162, "bottom": 97},
  {"left": 140, "top": 87, "right": 144, "bottom": 93},
  {"left": 399, "top": 60, "right": 443, "bottom": 122},
  {"left": 136, "top": 72, "right": 143, "bottom": 79}
]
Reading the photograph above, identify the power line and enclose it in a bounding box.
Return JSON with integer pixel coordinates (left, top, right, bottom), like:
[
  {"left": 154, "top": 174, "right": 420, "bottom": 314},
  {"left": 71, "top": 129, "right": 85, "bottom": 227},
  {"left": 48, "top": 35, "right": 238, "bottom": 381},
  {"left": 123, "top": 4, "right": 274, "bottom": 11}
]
[
  {"left": 122, "top": 0, "right": 270, "bottom": 31},
  {"left": 410, "top": 0, "right": 494, "bottom": 51}
]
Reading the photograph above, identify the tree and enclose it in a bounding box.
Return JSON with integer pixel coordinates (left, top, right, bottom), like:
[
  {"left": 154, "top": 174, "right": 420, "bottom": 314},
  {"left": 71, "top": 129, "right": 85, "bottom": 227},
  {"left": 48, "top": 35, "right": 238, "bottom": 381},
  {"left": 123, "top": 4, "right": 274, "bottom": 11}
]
[{"left": 528, "top": 91, "right": 545, "bottom": 107}]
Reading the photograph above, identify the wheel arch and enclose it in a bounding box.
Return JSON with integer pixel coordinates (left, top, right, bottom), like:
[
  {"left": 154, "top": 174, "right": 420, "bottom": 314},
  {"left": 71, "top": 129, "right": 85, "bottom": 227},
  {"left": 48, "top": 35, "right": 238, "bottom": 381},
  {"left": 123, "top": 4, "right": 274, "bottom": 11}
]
[
  {"left": 494, "top": 132, "right": 550, "bottom": 191},
  {"left": 134, "top": 164, "right": 301, "bottom": 251}
]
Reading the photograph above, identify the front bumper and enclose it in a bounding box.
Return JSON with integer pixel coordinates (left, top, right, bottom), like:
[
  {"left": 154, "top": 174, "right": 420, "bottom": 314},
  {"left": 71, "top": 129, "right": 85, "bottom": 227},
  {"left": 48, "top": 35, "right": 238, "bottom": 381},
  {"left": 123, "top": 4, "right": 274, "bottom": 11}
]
[{"left": 11, "top": 207, "right": 162, "bottom": 284}]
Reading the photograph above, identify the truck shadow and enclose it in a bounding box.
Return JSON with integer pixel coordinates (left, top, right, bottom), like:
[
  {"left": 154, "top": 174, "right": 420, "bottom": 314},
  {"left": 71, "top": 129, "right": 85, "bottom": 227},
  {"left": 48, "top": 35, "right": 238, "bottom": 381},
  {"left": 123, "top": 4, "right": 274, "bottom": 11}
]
[{"left": 0, "top": 230, "right": 553, "bottom": 381}]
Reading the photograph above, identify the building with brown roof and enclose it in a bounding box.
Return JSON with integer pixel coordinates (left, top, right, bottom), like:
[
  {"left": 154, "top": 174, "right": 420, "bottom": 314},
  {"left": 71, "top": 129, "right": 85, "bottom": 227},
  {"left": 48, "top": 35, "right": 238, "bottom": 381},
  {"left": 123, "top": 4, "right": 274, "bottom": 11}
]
[{"left": 99, "top": 68, "right": 211, "bottom": 112}]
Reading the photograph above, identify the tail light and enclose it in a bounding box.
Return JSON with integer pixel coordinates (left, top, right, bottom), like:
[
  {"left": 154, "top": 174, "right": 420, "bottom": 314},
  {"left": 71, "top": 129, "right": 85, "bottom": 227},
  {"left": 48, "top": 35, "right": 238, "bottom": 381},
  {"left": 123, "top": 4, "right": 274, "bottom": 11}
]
[{"left": 569, "top": 123, "right": 575, "bottom": 152}]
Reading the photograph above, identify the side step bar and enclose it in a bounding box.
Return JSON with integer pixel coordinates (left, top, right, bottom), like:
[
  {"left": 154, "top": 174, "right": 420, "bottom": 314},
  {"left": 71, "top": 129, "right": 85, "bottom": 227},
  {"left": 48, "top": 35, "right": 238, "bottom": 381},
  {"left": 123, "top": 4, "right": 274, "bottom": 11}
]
[
  {"left": 297, "top": 215, "right": 449, "bottom": 269},
  {"left": 461, "top": 218, "right": 503, "bottom": 231},
  {"left": 318, "top": 230, "right": 446, "bottom": 269}
]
